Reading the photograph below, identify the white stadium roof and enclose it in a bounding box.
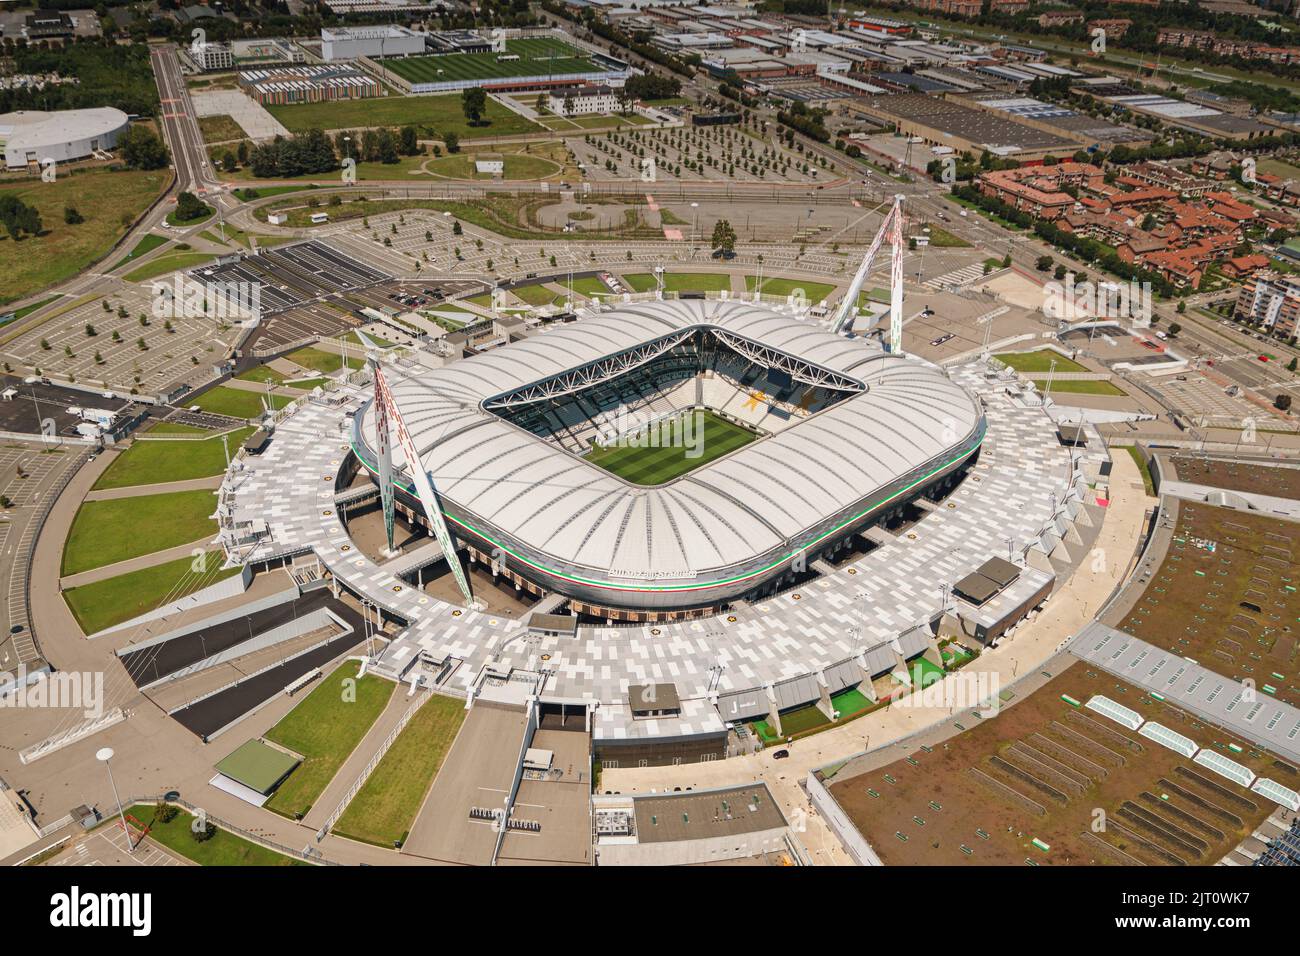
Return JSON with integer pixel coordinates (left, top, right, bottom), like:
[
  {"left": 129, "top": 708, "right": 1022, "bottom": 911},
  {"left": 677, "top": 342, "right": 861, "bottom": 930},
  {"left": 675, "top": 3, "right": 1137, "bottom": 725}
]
[
  {"left": 0, "top": 107, "right": 128, "bottom": 152},
  {"left": 357, "top": 299, "right": 983, "bottom": 595}
]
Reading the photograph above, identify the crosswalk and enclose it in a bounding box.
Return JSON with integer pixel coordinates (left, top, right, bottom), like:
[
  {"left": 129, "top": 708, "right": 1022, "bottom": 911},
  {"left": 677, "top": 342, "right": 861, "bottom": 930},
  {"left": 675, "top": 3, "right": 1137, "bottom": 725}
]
[{"left": 925, "top": 263, "right": 990, "bottom": 290}]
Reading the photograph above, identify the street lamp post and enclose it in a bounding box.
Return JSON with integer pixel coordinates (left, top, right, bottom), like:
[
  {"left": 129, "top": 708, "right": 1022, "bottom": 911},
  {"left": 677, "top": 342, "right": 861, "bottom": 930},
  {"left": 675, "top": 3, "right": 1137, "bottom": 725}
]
[{"left": 96, "top": 747, "right": 133, "bottom": 855}]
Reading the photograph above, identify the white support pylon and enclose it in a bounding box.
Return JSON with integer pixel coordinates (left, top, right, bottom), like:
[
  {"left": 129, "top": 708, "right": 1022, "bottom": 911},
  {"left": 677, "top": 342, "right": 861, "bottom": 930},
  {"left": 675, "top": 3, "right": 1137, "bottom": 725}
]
[
  {"left": 358, "top": 331, "right": 396, "bottom": 556},
  {"left": 370, "top": 357, "right": 478, "bottom": 610},
  {"left": 888, "top": 194, "right": 905, "bottom": 356},
  {"left": 830, "top": 194, "right": 906, "bottom": 352}
]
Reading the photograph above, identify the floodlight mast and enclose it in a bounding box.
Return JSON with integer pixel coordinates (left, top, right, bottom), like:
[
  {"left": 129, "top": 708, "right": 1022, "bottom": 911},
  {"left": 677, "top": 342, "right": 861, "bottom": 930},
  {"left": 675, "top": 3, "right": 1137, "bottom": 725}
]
[
  {"left": 365, "top": 338, "right": 478, "bottom": 610},
  {"left": 831, "top": 194, "right": 906, "bottom": 356}
]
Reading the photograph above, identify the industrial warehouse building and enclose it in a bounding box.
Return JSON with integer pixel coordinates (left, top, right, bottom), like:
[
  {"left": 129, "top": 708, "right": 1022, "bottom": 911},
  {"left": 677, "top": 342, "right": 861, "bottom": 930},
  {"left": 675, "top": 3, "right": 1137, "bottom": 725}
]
[
  {"left": 320, "top": 25, "right": 427, "bottom": 61},
  {"left": 0, "top": 108, "right": 131, "bottom": 170}
]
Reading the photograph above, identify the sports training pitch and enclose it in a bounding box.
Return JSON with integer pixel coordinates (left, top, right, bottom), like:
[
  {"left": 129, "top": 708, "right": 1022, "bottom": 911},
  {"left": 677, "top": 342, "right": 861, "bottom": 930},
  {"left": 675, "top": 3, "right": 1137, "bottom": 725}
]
[
  {"left": 383, "top": 38, "right": 605, "bottom": 84},
  {"left": 585, "top": 411, "right": 758, "bottom": 486}
]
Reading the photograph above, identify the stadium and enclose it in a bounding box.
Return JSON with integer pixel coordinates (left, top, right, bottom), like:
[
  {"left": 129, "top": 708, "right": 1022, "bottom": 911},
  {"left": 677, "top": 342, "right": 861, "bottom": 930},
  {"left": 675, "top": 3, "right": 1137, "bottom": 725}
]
[{"left": 349, "top": 299, "right": 987, "bottom": 619}]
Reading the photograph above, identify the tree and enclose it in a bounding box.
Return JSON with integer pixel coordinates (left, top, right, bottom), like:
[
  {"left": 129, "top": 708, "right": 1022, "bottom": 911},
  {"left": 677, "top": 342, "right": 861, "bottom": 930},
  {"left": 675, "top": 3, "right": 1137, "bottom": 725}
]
[
  {"left": 174, "top": 191, "right": 209, "bottom": 223},
  {"left": 399, "top": 125, "right": 419, "bottom": 156},
  {"left": 119, "top": 125, "right": 169, "bottom": 170},
  {"left": 1276, "top": 394, "right": 1293, "bottom": 412},
  {"left": 0, "top": 194, "right": 42, "bottom": 239},
  {"left": 461, "top": 87, "right": 487, "bottom": 127},
  {"left": 452, "top": 220, "right": 462, "bottom": 236},
  {"left": 443, "top": 131, "right": 460, "bottom": 154},
  {"left": 1036, "top": 255, "right": 1054, "bottom": 271},
  {"left": 64, "top": 206, "right": 83, "bottom": 225},
  {"left": 710, "top": 219, "right": 737, "bottom": 255},
  {"left": 1168, "top": 322, "right": 1182, "bottom": 337}
]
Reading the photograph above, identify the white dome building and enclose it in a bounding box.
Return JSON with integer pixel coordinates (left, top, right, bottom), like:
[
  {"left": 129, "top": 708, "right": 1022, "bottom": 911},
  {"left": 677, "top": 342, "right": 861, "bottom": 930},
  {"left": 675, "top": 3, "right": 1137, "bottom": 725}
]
[{"left": 0, "top": 108, "right": 131, "bottom": 170}]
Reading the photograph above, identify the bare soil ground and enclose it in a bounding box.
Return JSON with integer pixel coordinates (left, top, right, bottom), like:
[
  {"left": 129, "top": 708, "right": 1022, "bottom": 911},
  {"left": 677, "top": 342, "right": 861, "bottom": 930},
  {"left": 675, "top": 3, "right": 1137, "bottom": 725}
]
[
  {"left": 828, "top": 661, "right": 1289, "bottom": 866},
  {"left": 1118, "top": 501, "right": 1300, "bottom": 706}
]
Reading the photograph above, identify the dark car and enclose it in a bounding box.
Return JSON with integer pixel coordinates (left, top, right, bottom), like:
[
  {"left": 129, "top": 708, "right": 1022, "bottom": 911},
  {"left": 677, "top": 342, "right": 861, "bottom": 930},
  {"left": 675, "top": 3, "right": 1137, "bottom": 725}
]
[{"left": 772, "top": 749, "right": 790, "bottom": 759}]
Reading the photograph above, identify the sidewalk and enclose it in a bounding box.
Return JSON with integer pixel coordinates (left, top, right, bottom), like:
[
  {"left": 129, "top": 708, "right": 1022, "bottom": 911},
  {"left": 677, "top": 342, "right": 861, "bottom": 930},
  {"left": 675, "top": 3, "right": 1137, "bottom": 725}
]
[
  {"left": 602, "top": 452, "right": 1150, "bottom": 864},
  {"left": 85, "top": 475, "right": 223, "bottom": 501}
]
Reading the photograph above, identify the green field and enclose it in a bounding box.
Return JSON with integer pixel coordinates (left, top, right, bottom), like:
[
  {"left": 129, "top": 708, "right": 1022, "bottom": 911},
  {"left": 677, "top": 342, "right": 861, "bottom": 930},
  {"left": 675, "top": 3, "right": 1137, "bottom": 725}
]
[
  {"left": 93, "top": 428, "right": 253, "bottom": 490},
  {"left": 383, "top": 38, "right": 601, "bottom": 85},
  {"left": 264, "top": 661, "right": 395, "bottom": 820},
  {"left": 110, "top": 232, "right": 168, "bottom": 271},
  {"left": 125, "top": 804, "right": 303, "bottom": 866},
  {"left": 995, "top": 350, "right": 1088, "bottom": 374},
  {"left": 586, "top": 410, "right": 758, "bottom": 486},
  {"left": 755, "top": 704, "right": 830, "bottom": 744},
  {"left": 62, "top": 489, "right": 220, "bottom": 576},
  {"left": 426, "top": 152, "right": 561, "bottom": 181},
  {"left": 1033, "top": 378, "right": 1127, "bottom": 396},
  {"left": 267, "top": 92, "right": 541, "bottom": 139},
  {"left": 623, "top": 272, "right": 730, "bottom": 293},
  {"left": 285, "top": 345, "right": 365, "bottom": 375},
  {"left": 745, "top": 276, "right": 836, "bottom": 301},
  {"left": 569, "top": 275, "right": 616, "bottom": 298},
  {"left": 189, "top": 385, "right": 292, "bottom": 419},
  {"left": 508, "top": 282, "right": 566, "bottom": 307},
  {"left": 123, "top": 252, "right": 217, "bottom": 282},
  {"left": 333, "top": 693, "right": 465, "bottom": 848},
  {"left": 197, "top": 114, "right": 246, "bottom": 144},
  {"left": 63, "top": 549, "right": 236, "bottom": 635},
  {"left": 0, "top": 167, "right": 170, "bottom": 305}
]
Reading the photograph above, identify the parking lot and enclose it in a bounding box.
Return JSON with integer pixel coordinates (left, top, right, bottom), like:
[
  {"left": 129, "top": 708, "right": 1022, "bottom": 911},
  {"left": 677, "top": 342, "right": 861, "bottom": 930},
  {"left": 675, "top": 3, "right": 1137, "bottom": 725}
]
[
  {"left": 0, "top": 286, "right": 244, "bottom": 397},
  {"left": 47, "top": 825, "right": 187, "bottom": 867}
]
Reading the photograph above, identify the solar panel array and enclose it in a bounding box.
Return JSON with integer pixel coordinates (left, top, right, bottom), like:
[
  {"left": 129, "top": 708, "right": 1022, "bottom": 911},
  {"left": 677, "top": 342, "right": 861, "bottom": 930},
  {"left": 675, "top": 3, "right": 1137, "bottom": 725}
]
[{"left": 1254, "top": 818, "right": 1300, "bottom": 866}]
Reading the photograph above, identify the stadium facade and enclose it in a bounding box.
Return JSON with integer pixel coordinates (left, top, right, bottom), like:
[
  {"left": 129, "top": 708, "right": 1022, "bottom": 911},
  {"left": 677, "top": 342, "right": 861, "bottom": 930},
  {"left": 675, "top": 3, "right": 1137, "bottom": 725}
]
[{"left": 351, "top": 300, "right": 986, "bottom": 620}]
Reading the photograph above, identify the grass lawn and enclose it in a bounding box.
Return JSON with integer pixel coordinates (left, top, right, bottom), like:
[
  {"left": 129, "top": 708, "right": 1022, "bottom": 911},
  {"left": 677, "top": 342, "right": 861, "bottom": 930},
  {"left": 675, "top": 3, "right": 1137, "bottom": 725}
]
[
  {"left": 285, "top": 345, "right": 365, "bottom": 375},
  {"left": 924, "top": 224, "right": 970, "bottom": 248},
  {"left": 0, "top": 167, "right": 169, "bottom": 305},
  {"left": 62, "top": 489, "right": 219, "bottom": 576},
  {"left": 145, "top": 420, "right": 212, "bottom": 435},
  {"left": 333, "top": 693, "right": 465, "bottom": 848},
  {"left": 93, "top": 427, "right": 254, "bottom": 490},
  {"left": 264, "top": 661, "right": 395, "bottom": 820},
  {"left": 995, "top": 350, "right": 1088, "bottom": 374},
  {"left": 197, "top": 114, "right": 246, "bottom": 144},
  {"left": 63, "top": 550, "right": 236, "bottom": 635},
  {"left": 3, "top": 294, "right": 61, "bottom": 324},
  {"left": 426, "top": 152, "right": 561, "bottom": 181},
  {"left": 1125, "top": 445, "right": 1155, "bottom": 496},
  {"left": 586, "top": 411, "right": 758, "bottom": 485},
  {"left": 754, "top": 704, "right": 830, "bottom": 743},
  {"left": 267, "top": 93, "right": 541, "bottom": 139},
  {"left": 382, "top": 38, "right": 596, "bottom": 84},
  {"left": 234, "top": 364, "right": 286, "bottom": 385},
  {"left": 125, "top": 804, "right": 304, "bottom": 866},
  {"left": 110, "top": 233, "right": 168, "bottom": 271},
  {"left": 509, "top": 282, "right": 565, "bottom": 307},
  {"left": 569, "top": 275, "right": 616, "bottom": 298},
  {"left": 123, "top": 252, "right": 217, "bottom": 283},
  {"left": 1033, "top": 378, "right": 1127, "bottom": 396},
  {"left": 830, "top": 687, "right": 873, "bottom": 716},
  {"left": 623, "top": 272, "right": 730, "bottom": 293},
  {"left": 189, "top": 385, "right": 292, "bottom": 419},
  {"left": 745, "top": 276, "right": 836, "bottom": 301},
  {"left": 904, "top": 656, "right": 946, "bottom": 690}
]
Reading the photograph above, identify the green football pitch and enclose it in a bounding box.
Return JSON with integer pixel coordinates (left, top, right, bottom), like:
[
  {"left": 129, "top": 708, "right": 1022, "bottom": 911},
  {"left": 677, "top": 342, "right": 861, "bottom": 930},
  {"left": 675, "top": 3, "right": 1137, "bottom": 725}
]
[
  {"left": 585, "top": 411, "right": 758, "bottom": 485},
  {"left": 383, "top": 38, "right": 603, "bottom": 85}
]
